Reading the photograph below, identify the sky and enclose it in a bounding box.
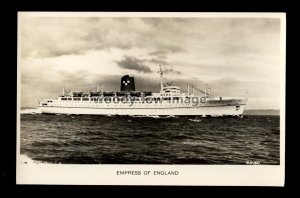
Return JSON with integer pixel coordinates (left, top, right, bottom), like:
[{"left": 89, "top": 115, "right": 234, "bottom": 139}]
[{"left": 19, "top": 15, "right": 283, "bottom": 109}]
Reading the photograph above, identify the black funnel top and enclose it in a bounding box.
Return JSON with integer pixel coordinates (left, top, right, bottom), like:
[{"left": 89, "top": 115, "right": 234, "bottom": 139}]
[{"left": 120, "top": 75, "right": 135, "bottom": 91}]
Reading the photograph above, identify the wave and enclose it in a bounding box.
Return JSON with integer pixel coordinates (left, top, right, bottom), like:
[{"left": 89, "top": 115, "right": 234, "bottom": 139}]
[
  {"left": 188, "top": 119, "right": 201, "bottom": 122},
  {"left": 19, "top": 154, "right": 39, "bottom": 164},
  {"left": 20, "top": 108, "right": 41, "bottom": 114},
  {"left": 20, "top": 115, "right": 280, "bottom": 164}
]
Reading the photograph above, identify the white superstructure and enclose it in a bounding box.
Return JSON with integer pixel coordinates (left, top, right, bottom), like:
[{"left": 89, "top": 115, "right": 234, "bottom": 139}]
[{"left": 39, "top": 66, "right": 247, "bottom": 117}]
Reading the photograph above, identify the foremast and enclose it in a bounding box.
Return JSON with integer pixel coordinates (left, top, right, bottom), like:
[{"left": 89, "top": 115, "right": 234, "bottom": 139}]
[{"left": 159, "top": 65, "right": 164, "bottom": 91}]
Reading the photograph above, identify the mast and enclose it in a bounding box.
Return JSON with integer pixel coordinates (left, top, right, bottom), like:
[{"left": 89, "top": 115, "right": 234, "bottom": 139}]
[
  {"left": 187, "top": 84, "right": 190, "bottom": 95},
  {"left": 192, "top": 85, "right": 194, "bottom": 96},
  {"left": 159, "top": 65, "right": 163, "bottom": 90},
  {"left": 63, "top": 87, "right": 65, "bottom": 95}
]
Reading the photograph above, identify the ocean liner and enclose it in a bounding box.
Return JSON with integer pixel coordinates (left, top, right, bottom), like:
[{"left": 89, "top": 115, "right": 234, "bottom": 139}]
[{"left": 38, "top": 66, "right": 247, "bottom": 117}]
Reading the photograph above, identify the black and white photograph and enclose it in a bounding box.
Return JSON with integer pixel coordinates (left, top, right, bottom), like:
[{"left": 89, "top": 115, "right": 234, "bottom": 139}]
[{"left": 17, "top": 12, "right": 285, "bottom": 185}]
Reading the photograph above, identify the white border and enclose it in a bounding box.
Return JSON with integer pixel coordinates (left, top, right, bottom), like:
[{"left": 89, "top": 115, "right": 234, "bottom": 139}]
[{"left": 17, "top": 12, "right": 286, "bottom": 186}]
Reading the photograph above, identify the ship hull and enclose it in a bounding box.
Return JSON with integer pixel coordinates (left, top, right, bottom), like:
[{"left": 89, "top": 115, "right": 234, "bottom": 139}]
[{"left": 39, "top": 104, "right": 246, "bottom": 117}]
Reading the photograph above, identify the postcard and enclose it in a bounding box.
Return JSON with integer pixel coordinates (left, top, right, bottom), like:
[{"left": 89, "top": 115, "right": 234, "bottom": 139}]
[{"left": 17, "top": 12, "right": 285, "bottom": 186}]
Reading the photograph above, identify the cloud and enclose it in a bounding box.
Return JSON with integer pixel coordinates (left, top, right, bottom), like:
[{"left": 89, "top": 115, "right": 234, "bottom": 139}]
[
  {"left": 148, "top": 46, "right": 185, "bottom": 57},
  {"left": 207, "top": 77, "right": 280, "bottom": 99},
  {"left": 163, "top": 68, "right": 181, "bottom": 75},
  {"left": 115, "top": 55, "right": 182, "bottom": 75},
  {"left": 21, "top": 17, "right": 190, "bottom": 57},
  {"left": 149, "top": 58, "right": 168, "bottom": 65},
  {"left": 21, "top": 18, "right": 138, "bottom": 58},
  {"left": 21, "top": 17, "right": 187, "bottom": 59},
  {"left": 148, "top": 50, "right": 169, "bottom": 56},
  {"left": 116, "top": 56, "right": 152, "bottom": 73},
  {"left": 157, "top": 44, "right": 186, "bottom": 54}
]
